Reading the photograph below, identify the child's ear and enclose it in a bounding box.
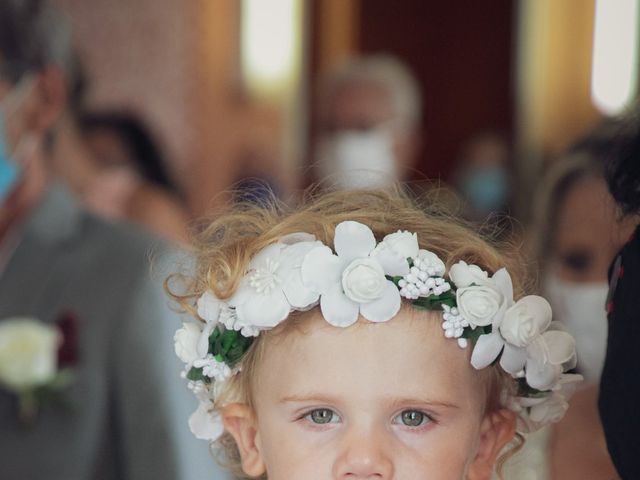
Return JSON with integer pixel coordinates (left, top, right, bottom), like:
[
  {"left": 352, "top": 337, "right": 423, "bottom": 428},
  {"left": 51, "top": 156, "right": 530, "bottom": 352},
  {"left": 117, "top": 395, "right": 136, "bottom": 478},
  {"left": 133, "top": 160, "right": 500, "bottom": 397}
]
[
  {"left": 222, "top": 403, "right": 266, "bottom": 477},
  {"left": 467, "top": 409, "right": 517, "bottom": 480}
]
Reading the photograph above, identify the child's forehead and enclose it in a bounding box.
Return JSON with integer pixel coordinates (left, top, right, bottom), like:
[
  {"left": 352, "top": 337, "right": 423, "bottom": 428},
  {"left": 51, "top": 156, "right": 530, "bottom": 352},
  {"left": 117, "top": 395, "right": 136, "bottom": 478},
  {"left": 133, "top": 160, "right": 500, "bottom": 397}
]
[
  {"left": 255, "top": 307, "right": 482, "bottom": 404},
  {"left": 280, "top": 305, "right": 450, "bottom": 341}
]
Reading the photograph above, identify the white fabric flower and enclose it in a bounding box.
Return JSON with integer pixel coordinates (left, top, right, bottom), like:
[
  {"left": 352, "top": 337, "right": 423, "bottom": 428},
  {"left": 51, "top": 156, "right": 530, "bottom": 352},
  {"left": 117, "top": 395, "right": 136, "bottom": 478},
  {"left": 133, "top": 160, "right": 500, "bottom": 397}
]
[
  {"left": 382, "top": 230, "right": 419, "bottom": 258},
  {"left": 369, "top": 231, "right": 416, "bottom": 276},
  {"left": 472, "top": 322, "right": 577, "bottom": 390},
  {"left": 188, "top": 401, "right": 224, "bottom": 441},
  {"left": 230, "top": 239, "right": 322, "bottom": 330},
  {"left": 500, "top": 296, "right": 552, "bottom": 347},
  {"left": 342, "top": 258, "right": 387, "bottom": 303},
  {"left": 456, "top": 286, "right": 503, "bottom": 328},
  {"left": 0, "top": 317, "right": 61, "bottom": 392},
  {"left": 524, "top": 326, "right": 577, "bottom": 390},
  {"left": 196, "top": 290, "right": 237, "bottom": 355},
  {"left": 531, "top": 394, "right": 567, "bottom": 421},
  {"left": 470, "top": 296, "right": 552, "bottom": 376},
  {"left": 517, "top": 393, "right": 568, "bottom": 433},
  {"left": 455, "top": 268, "right": 513, "bottom": 329},
  {"left": 448, "top": 260, "right": 491, "bottom": 288},
  {"left": 174, "top": 322, "right": 203, "bottom": 366},
  {"left": 197, "top": 290, "right": 222, "bottom": 324},
  {"left": 193, "top": 354, "right": 232, "bottom": 382},
  {"left": 515, "top": 373, "right": 582, "bottom": 432},
  {"left": 301, "top": 221, "right": 401, "bottom": 327}
]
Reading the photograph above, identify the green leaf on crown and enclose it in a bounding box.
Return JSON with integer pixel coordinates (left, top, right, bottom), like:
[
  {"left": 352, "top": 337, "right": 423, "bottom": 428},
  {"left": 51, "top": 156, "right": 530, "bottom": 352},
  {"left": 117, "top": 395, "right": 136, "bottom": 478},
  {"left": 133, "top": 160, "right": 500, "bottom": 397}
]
[
  {"left": 386, "top": 275, "right": 404, "bottom": 286},
  {"left": 209, "top": 325, "right": 254, "bottom": 368},
  {"left": 411, "top": 291, "right": 457, "bottom": 310},
  {"left": 460, "top": 324, "right": 492, "bottom": 345},
  {"left": 516, "top": 377, "right": 550, "bottom": 398},
  {"left": 186, "top": 367, "right": 209, "bottom": 383}
]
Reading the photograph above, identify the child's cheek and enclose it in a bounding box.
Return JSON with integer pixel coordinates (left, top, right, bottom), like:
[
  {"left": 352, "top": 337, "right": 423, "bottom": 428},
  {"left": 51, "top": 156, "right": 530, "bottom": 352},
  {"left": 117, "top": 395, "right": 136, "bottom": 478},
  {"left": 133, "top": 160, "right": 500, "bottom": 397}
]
[
  {"left": 393, "top": 431, "right": 474, "bottom": 480},
  {"left": 393, "top": 422, "right": 476, "bottom": 465},
  {"left": 266, "top": 430, "right": 338, "bottom": 479}
]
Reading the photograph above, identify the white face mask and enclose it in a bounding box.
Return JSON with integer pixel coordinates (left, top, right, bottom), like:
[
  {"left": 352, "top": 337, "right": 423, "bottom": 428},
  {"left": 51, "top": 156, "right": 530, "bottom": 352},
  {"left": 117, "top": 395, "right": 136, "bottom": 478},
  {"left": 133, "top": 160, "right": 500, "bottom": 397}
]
[
  {"left": 316, "top": 129, "right": 397, "bottom": 189},
  {"left": 544, "top": 275, "right": 609, "bottom": 384}
]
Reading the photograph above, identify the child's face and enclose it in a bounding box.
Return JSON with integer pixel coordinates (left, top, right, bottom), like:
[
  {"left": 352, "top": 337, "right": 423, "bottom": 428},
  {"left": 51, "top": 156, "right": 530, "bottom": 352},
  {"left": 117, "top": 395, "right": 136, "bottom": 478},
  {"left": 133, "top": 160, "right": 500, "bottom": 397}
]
[{"left": 224, "top": 309, "right": 515, "bottom": 479}]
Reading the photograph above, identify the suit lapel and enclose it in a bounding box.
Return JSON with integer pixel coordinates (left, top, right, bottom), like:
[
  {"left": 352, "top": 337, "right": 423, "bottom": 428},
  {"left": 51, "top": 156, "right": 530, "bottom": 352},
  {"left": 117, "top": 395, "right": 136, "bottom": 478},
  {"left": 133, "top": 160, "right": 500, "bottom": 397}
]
[{"left": 0, "top": 184, "right": 84, "bottom": 322}]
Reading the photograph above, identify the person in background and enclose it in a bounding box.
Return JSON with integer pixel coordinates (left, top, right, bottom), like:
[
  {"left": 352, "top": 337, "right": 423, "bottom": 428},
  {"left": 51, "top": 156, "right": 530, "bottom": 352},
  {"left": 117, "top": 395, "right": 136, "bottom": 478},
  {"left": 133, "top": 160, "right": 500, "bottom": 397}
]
[
  {"left": 0, "top": 1, "right": 229, "bottom": 478},
  {"left": 50, "top": 73, "right": 189, "bottom": 243},
  {"left": 598, "top": 109, "right": 640, "bottom": 480},
  {"left": 77, "top": 111, "right": 190, "bottom": 243},
  {"left": 313, "top": 54, "right": 422, "bottom": 189},
  {"left": 453, "top": 132, "right": 513, "bottom": 225},
  {"left": 503, "top": 119, "right": 635, "bottom": 479}
]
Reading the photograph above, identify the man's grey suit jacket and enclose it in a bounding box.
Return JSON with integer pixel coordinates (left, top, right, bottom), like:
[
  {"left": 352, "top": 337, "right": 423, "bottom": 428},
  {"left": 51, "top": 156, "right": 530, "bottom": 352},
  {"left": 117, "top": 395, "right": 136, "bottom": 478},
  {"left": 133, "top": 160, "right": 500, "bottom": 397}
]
[{"left": 0, "top": 185, "right": 231, "bottom": 480}]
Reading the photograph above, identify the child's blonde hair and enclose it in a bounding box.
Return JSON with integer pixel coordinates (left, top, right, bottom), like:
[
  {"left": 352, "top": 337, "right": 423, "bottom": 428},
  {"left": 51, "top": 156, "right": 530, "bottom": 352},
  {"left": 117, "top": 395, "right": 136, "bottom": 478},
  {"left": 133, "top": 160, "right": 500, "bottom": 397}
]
[{"left": 170, "top": 187, "right": 529, "bottom": 478}]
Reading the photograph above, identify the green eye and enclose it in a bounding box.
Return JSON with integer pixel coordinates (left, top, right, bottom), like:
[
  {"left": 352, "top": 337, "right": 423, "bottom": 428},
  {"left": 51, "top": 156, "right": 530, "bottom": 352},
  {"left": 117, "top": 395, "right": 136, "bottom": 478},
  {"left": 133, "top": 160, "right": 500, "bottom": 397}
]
[
  {"left": 307, "top": 408, "right": 338, "bottom": 424},
  {"left": 396, "top": 410, "right": 431, "bottom": 427}
]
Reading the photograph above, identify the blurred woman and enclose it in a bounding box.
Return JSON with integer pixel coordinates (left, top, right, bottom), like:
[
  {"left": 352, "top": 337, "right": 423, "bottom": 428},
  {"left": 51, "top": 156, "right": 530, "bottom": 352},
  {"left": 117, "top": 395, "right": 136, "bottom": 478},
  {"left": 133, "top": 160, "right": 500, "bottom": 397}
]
[
  {"left": 505, "top": 119, "right": 636, "bottom": 479},
  {"left": 53, "top": 108, "right": 189, "bottom": 243},
  {"left": 78, "top": 112, "right": 189, "bottom": 243}
]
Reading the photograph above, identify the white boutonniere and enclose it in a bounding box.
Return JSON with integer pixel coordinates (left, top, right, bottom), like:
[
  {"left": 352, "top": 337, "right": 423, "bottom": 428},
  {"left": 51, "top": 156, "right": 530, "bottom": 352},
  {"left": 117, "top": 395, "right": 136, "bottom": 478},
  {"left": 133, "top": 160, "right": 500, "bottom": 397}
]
[{"left": 0, "top": 317, "right": 75, "bottom": 426}]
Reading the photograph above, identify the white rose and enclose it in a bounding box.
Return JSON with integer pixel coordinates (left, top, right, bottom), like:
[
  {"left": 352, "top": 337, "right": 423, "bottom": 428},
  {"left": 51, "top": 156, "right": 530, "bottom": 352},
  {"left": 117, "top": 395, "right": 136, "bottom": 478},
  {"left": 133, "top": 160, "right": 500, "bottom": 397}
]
[
  {"left": 528, "top": 393, "right": 568, "bottom": 426},
  {"left": 456, "top": 285, "right": 504, "bottom": 327},
  {"left": 500, "top": 296, "right": 552, "bottom": 347},
  {"left": 341, "top": 258, "right": 386, "bottom": 303},
  {"left": 449, "top": 261, "right": 489, "bottom": 288},
  {"left": 381, "top": 231, "right": 419, "bottom": 259},
  {"left": 174, "top": 322, "right": 202, "bottom": 365},
  {"left": 0, "top": 318, "right": 61, "bottom": 392}
]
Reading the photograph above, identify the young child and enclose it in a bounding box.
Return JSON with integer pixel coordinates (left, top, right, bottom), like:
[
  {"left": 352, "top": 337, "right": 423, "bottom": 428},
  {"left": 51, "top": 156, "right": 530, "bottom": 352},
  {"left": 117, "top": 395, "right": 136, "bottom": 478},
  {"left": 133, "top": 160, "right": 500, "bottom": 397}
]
[{"left": 171, "top": 189, "right": 580, "bottom": 479}]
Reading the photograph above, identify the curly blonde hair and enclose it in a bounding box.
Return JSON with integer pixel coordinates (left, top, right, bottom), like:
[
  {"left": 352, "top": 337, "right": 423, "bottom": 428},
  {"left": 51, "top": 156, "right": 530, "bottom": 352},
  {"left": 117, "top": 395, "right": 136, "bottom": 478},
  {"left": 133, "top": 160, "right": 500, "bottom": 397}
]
[{"left": 169, "top": 187, "right": 529, "bottom": 478}]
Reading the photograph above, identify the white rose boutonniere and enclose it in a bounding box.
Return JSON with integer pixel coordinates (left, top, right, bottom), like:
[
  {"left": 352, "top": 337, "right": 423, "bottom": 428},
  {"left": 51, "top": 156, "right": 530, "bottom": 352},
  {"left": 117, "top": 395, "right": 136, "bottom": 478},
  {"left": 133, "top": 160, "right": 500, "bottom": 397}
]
[{"left": 0, "top": 317, "right": 75, "bottom": 426}]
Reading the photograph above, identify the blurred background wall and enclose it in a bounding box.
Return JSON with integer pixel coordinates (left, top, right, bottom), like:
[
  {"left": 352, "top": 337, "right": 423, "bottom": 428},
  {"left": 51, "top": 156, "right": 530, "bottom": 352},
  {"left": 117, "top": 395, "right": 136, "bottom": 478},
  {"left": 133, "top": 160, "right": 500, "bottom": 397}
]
[{"left": 52, "top": 0, "right": 639, "bottom": 216}]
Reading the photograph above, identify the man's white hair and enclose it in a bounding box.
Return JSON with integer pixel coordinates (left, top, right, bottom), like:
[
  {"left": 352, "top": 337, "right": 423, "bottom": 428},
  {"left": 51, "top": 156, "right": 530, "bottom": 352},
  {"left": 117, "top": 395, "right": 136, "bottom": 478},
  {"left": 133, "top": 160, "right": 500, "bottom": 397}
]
[{"left": 321, "top": 54, "right": 422, "bottom": 129}]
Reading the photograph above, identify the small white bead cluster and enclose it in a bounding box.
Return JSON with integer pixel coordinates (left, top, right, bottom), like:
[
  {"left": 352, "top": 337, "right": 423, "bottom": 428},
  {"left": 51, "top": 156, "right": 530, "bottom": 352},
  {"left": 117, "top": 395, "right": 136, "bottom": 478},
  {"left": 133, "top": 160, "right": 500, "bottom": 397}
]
[
  {"left": 219, "top": 306, "right": 261, "bottom": 337},
  {"left": 180, "top": 373, "right": 211, "bottom": 397},
  {"left": 186, "top": 379, "right": 205, "bottom": 394},
  {"left": 414, "top": 253, "right": 446, "bottom": 276},
  {"left": 193, "top": 354, "right": 232, "bottom": 382},
  {"left": 441, "top": 305, "right": 470, "bottom": 349},
  {"left": 398, "top": 267, "right": 451, "bottom": 300},
  {"left": 218, "top": 306, "right": 236, "bottom": 330}
]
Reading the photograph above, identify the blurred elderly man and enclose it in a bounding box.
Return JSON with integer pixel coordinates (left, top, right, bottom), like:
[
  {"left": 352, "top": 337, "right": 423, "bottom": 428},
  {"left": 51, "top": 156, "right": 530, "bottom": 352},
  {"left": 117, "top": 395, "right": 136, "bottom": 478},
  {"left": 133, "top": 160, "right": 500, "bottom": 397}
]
[
  {"left": 314, "top": 54, "right": 422, "bottom": 189},
  {"left": 0, "top": 1, "right": 229, "bottom": 479}
]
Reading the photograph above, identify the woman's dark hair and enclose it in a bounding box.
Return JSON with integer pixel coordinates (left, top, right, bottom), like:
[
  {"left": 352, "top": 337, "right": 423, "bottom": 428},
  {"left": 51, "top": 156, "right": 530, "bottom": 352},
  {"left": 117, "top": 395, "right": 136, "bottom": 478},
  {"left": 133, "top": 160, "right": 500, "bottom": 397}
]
[
  {"left": 532, "top": 117, "right": 624, "bottom": 260},
  {"left": 80, "top": 111, "right": 180, "bottom": 195},
  {"left": 604, "top": 110, "right": 640, "bottom": 216}
]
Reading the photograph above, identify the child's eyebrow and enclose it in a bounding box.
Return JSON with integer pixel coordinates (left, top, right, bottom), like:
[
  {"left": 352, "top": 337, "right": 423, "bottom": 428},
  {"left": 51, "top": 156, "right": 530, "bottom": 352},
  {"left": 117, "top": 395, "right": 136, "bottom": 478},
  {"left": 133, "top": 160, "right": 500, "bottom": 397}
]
[
  {"left": 278, "top": 393, "right": 460, "bottom": 410},
  {"left": 279, "top": 393, "right": 341, "bottom": 404},
  {"left": 386, "top": 397, "right": 460, "bottom": 411}
]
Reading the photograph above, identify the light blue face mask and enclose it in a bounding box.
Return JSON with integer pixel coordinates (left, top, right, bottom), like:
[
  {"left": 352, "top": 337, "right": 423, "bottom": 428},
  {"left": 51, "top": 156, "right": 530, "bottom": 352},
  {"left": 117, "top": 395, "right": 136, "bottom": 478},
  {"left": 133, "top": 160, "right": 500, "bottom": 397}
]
[
  {"left": 461, "top": 166, "right": 508, "bottom": 213},
  {"left": 0, "top": 109, "right": 20, "bottom": 202}
]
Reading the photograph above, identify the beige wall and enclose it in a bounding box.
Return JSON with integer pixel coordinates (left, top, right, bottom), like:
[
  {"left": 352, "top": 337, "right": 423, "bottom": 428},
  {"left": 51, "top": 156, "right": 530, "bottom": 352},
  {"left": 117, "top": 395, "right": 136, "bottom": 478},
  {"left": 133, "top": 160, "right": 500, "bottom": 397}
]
[
  {"left": 55, "top": 0, "right": 286, "bottom": 215},
  {"left": 517, "top": 0, "right": 601, "bottom": 161}
]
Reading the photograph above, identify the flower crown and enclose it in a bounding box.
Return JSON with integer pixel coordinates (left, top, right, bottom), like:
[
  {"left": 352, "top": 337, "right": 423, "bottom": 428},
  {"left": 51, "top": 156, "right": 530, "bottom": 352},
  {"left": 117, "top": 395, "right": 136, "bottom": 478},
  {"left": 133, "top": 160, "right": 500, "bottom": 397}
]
[{"left": 175, "top": 221, "right": 581, "bottom": 441}]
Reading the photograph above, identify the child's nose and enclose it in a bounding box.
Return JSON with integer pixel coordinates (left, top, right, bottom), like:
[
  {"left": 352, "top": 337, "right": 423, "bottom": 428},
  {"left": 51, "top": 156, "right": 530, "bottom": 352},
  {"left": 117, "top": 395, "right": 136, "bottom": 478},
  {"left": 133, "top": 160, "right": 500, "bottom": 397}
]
[{"left": 332, "top": 427, "right": 394, "bottom": 479}]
